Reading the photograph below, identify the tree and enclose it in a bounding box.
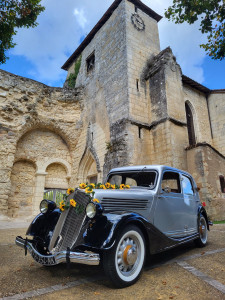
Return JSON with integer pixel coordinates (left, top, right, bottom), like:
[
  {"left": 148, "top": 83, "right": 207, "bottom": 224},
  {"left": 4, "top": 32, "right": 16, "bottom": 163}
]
[
  {"left": 0, "top": 0, "right": 45, "bottom": 64},
  {"left": 165, "top": 0, "right": 225, "bottom": 60}
]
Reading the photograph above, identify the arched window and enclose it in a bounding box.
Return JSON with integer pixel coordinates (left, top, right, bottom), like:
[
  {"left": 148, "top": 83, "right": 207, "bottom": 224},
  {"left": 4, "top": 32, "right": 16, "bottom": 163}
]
[
  {"left": 185, "top": 102, "right": 196, "bottom": 146},
  {"left": 78, "top": 149, "right": 98, "bottom": 184}
]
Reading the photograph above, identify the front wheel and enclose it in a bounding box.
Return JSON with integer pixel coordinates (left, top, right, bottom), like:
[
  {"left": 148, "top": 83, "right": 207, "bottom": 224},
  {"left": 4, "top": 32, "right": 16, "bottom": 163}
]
[
  {"left": 103, "top": 225, "right": 145, "bottom": 288},
  {"left": 194, "top": 214, "right": 208, "bottom": 247}
]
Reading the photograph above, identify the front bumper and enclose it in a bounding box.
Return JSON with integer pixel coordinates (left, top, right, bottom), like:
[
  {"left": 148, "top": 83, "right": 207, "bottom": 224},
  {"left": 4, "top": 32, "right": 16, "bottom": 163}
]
[{"left": 15, "top": 236, "right": 100, "bottom": 266}]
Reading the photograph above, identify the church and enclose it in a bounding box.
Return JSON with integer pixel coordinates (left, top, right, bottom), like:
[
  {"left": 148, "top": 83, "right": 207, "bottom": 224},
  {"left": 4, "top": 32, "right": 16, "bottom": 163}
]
[{"left": 0, "top": 0, "right": 224, "bottom": 220}]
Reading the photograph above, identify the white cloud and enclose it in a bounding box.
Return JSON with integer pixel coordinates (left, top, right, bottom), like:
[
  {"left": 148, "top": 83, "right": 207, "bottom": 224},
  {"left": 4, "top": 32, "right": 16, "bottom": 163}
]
[
  {"left": 142, "top": 0, "right": 207, "bottom": 83},
  {"left": 74, "top": 8, "right": 88, "bottom": 29},
  {"left": 9, "top": 0, "right": 208, "bottom": 86}
]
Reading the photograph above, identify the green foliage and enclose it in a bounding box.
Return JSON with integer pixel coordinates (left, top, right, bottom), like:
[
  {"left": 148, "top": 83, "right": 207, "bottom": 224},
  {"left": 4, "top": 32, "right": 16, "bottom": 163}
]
[
  {"left": 165, "top": 0, "right": 225, "bottom": 60},
  {"left": 68, "top": 55, "right": 82, "bottom": 88},
  {"left": 0, "top": 0, "right": 45, "bottom": 64},
  {"left": 213, "top": 220, "right": 225, "bottom": 224},
  {"left": 106, "top": 141, "right": 113, "bottom": 152}
]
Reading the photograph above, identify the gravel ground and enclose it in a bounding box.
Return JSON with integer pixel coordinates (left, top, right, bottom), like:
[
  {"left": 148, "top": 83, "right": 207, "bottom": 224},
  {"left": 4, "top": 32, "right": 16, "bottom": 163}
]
[{"left": 0, "top": 224, "right": 225, "bottom": 300}]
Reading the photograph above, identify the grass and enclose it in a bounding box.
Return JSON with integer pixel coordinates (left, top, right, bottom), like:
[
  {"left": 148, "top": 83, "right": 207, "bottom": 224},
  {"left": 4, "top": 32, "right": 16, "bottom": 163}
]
[{"left": 213, "top": 220, "right": 225, "bottom": 224}]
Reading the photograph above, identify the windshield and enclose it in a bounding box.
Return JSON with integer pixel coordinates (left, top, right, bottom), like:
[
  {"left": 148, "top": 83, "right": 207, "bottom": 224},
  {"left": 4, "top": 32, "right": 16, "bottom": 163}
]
[{"left": 108, "top": 171, "right": 157, "bottom": 189}]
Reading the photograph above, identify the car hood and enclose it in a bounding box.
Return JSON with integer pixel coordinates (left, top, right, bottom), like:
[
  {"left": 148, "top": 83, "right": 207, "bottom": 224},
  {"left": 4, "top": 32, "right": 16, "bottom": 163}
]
[{"left": 93, "top": 188, "right": 155, "bottom": 213}]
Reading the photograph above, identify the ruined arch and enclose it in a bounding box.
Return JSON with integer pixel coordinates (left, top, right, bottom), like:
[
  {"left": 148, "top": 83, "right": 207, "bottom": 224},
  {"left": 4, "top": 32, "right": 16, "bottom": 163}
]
[
  {"left": 45, "top": 163, "right": 69, "bottom": 190},
  {"left": 10, "top": 127, "right": 72, "bottom": 216},
  {"left": 16, "top": 121, "right": 73, "bottom": 151},
  {"left": 42, "top": 158, "right": 71, "bottom": 176}
]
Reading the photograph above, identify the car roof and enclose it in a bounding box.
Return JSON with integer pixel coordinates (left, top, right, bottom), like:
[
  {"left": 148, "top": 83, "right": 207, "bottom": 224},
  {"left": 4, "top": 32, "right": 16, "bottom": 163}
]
[{"left": 108, "top": 165, "right": 192, "bottom": 177}]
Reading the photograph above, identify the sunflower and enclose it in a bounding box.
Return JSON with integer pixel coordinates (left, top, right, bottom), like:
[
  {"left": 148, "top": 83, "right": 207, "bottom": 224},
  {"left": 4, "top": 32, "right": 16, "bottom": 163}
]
[
  {"left": 59, "top": 201, "right": 65, "bottom": 211},
  {"left": 125, "top": 185, "right": 130, "bottom": 189},
  {"left": 90, "top": 183, "right": 95, "bottom": 188},
  {"left": 120, "top": 184, "right": 125, "bottom": 189},
  {"left": 85, "top": 187, "right": 93, "bottom": 194},
  {"left": 111, "top": 184, "right": 116, "bottom": 189},
  {"left": 92, "top": 198, "right": 100, "bottom": 203},
  {"left": 70, "top": 199, "right": 77, "bottom": 207},
  {"left": 105, "top": 182, "right": 111, "bottom": 189},
  {"left": 67, "top": 188, "right": 74, "bottom": 194},
  {"left": 79, "top": 183, "right": 87, "bottom": 189}
]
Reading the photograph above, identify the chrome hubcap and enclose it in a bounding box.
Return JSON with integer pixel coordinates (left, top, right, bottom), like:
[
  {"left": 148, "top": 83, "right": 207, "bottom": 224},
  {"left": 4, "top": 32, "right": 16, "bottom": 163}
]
[
  {"left": 126, "top": 247, "right": 138, "bottom": 265},
  {"left": 116, "top": 236, "right": 139, "bottom": 274},
  {"left": 199, "top": 217, "right": 207, "bottom": 244}
]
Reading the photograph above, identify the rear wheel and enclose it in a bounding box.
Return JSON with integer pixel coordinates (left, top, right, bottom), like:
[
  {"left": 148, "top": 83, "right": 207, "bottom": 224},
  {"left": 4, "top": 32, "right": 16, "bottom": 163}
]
[
  {"left": 195, "top": 214, "right": 208, "bottom": 247},
  {"left": 103, "top": 225, "right": 145, "bottom": 288}
]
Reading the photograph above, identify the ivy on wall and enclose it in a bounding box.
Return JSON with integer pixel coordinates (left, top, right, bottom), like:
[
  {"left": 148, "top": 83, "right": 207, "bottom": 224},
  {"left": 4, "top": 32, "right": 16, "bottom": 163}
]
[{"left": 68, "top": 55, "right": 82, "bottom": 88}]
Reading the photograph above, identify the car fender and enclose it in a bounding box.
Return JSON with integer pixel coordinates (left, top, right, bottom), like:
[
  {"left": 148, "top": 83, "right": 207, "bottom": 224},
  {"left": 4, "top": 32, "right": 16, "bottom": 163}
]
[
  {"left": 198, "top": 205, "right": 210, "bottom": 230},
  {"left": 83, "top": 212, "right": 176, "bottom": 254},
  {"left": 26, "top": 209, "right": 61, "bottom": 241},
  {"left": 83, "top": 212, "right": 150, "bottom": 250}
]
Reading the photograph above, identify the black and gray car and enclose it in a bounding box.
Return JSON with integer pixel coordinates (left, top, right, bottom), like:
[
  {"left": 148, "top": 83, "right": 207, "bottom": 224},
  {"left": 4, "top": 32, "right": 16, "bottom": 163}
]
[{"left": 16, "top": 165, "right": 212, "bottom": 287}]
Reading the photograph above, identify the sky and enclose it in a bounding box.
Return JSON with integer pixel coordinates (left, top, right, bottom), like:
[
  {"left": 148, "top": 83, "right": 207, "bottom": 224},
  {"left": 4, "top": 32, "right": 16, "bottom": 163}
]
[{"left": 1, "top": 0, "right": 225, "bottom": 89}]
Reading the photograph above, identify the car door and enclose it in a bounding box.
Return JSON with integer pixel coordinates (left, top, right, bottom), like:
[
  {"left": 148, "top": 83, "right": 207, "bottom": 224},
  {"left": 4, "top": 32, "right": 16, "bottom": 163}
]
[
  {"left": 180, "top": 174, "right": 198, "bottom": 234},
  {"left": 153, "top": 171, "right": 189, "bottom": 238}
]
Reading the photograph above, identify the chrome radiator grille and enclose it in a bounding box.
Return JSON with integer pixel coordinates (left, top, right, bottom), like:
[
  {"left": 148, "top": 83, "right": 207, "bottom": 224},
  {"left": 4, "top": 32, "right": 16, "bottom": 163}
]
[
  {"left": 50, "top": 190, "right": 90, "bottom": 252},
  {"left": 101, "top": 198, "right": 148, "bottom": 212}
]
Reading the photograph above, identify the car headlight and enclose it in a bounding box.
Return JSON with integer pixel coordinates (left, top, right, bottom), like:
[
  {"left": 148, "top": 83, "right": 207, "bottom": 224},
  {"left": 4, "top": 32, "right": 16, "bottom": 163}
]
[
  {"left": 86, "top": 203, "right": 96, "bottom": 218},
  {"left": 40, "top": 200, "right": 49, "bottom": 214}
]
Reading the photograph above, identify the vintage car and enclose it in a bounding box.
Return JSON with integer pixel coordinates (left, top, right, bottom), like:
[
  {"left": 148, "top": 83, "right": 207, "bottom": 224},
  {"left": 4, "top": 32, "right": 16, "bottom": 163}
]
[{"left": 16, "top": 165, "right": 212, "bottom": 288}]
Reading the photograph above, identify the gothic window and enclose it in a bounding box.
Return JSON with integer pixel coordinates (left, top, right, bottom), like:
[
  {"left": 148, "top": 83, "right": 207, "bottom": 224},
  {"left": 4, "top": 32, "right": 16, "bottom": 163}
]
[
  {"left": 86, "top": 52, "right": 95, "bottom": 72},
  {"left": 219, "top": 175, "right": 225, "bottom": 193},
  {"left": 185, "top": 102, "right": 196, "bottom": 146}
]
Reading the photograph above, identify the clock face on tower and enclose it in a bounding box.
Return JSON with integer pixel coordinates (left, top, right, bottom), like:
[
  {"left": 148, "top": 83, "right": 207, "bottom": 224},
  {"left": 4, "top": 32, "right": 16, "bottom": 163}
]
[{"left": 131, "top": 13, "right": 145, "bottom": 31}]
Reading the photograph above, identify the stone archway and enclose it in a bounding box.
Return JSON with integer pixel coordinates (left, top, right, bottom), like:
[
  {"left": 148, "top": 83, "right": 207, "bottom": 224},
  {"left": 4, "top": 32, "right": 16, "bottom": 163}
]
[
  {"left": 10, "top": 128, "right": 72, "bottom": 216},
  {"left": 45, "top": 163, "right": 69, "bottom": 189},
  {"left": 8, "top": 160, "right": 36, "bottom": 218}
]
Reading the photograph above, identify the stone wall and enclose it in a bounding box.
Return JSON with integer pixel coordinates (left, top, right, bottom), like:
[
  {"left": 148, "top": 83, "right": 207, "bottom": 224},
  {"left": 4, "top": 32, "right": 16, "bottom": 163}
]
[
  {"left": 66, "top": 0, "right": 130, "bottom": 182},
  {"left": 187, "top": 144, "right": 225, "bottom": 220},
  {"left": 8, "top": 161, "right": 36, "bottom": 218},
  {"left": 126, "top": 0, "right": 160, "bottom": 124},
  {"left": 183, "top": 85, "right": 212, "bottom": 145},
  {"left": 0, "top": 69, "right": 83, "bottom": 217},
  {"left": 208, "top": 91, "right": 225, "bottom": 156}
]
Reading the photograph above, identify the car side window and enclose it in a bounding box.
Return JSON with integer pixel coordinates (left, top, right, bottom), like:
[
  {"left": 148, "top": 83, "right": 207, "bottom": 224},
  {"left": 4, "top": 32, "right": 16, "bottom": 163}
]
[
  {"left": 182, "top": 175, "right": 194, "bottom": 195},
  {"left": 161, "top": 172, "right": 181, "bottom": 193}
]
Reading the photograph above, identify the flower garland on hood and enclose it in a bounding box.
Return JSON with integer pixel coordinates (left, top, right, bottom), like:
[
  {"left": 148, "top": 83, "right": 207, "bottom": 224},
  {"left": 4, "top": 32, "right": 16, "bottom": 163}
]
[{"left": 58, "top": 182, "right": 130, "bottom": 213}]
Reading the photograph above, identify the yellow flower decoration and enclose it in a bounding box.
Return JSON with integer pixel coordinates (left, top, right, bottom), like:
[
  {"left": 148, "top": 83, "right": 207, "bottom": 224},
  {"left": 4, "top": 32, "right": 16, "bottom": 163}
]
[
  {"left": 120, "top": 184, "right": 125, "bottom": 190},
  {"left": 111, "top": 184, "right": 116, "bottom": 189},
  {"left": 105, "top": 182, "right": 111, "bottom": 189},
  {"left": 59, "top": 201, "right": 65, "bottom": 212},
  {"left": 79, "top": 183, "right": 87, "bottom": 189},
  {"left": 125, "top": 185, "right": 130, "bottom": 189},
  {"left": 70, "top": 199, "right": 77, "bottom": 207},
  {"left": 67, "top": 188, "right": 74, "bottom": 194},
  {"left": 85, "top": 187, "right": 93, "bottom": 194},
  {"left": 92, "top": 198, "right": 100, "bottom": 203},
  {"left": 90, "top": 183, "right": 95, "bottom": 188}
]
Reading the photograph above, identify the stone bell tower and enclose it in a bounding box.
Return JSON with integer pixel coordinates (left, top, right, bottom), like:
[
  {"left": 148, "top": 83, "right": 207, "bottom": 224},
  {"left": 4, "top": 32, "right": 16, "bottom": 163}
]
[{"left": 61, "top": 0, "right": 162, "bottom": 179}]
